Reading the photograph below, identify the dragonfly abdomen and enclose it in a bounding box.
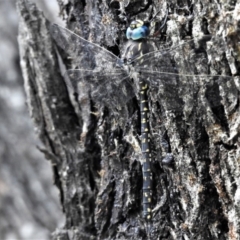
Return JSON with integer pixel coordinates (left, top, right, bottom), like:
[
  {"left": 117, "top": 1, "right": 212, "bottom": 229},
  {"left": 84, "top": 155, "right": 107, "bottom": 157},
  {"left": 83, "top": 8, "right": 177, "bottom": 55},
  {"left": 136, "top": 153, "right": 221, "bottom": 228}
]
[{"left": 140, "top": 80, "right": 153, "bottom": 220}]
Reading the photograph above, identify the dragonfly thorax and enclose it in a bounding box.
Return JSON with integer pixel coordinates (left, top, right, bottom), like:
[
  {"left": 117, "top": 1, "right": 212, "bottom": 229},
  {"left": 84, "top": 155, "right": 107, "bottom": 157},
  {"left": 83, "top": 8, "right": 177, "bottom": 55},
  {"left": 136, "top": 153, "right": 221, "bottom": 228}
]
[{"left": 121, "top": 39, "right": 154, "bottom": 67}]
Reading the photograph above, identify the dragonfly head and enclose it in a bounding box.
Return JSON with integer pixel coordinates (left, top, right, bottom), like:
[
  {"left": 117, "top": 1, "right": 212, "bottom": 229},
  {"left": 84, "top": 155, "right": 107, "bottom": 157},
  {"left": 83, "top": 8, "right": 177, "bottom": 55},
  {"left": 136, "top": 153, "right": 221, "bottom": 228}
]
[
  {"left": 126, "top": 7, "right": 168, "bottom": 40},
  {"left": 126, "top": 20, "right": 150, "bottom": 40}
]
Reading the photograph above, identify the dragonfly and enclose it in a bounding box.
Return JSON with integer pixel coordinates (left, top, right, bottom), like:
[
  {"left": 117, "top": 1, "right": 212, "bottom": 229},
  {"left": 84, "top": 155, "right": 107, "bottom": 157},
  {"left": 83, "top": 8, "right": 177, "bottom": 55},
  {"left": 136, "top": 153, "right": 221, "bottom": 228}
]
[{"left": 50, "top": 15, "right": 235, "bottom": 222}]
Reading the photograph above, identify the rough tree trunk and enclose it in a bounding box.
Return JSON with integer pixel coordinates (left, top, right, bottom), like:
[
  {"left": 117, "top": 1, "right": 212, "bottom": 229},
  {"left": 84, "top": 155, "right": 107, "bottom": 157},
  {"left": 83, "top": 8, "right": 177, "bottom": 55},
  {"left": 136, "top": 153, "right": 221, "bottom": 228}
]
[
  {"left": 0, "top": 1, "right": 62, "bottom": 239},
  {"left": 17, "top": 0, "right": 240, "bottom": 239}
]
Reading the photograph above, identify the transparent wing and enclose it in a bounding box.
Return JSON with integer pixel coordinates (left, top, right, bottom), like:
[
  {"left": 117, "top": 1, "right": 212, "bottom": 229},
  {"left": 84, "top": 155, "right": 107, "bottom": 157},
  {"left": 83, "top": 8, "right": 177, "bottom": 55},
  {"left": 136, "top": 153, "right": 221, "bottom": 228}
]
[
  {"left": 131, "top": 38, "right": 236, "bottom": 111},
  {"left": 139, "top": 70, "right": 235, "bottom": 112},
  {"left": 51, "top": 24, "right": 135, "bottom": 109},
  {"left": 67, "top": 69, "right": 134, "bottom": 109},
  {"left": 50, "top": 24, "right": 122, "bottom": 71},
  {"left": 132, "top": 37, "right": 212, "bottom": 70}
]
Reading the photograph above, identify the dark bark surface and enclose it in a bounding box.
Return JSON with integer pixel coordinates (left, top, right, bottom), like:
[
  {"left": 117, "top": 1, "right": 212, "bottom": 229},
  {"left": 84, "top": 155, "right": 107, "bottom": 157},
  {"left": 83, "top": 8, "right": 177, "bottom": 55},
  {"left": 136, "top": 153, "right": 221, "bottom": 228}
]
[{"left": 17, "top": 0, "right": 240, "bottom": 239}]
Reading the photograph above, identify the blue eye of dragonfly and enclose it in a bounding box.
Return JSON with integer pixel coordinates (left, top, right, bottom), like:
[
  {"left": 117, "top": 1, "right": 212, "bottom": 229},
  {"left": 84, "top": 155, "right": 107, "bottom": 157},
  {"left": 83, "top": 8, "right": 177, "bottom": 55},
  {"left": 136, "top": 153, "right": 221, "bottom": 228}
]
[{"left": 126, "top": 20, "right": 150, "bottom": 40}]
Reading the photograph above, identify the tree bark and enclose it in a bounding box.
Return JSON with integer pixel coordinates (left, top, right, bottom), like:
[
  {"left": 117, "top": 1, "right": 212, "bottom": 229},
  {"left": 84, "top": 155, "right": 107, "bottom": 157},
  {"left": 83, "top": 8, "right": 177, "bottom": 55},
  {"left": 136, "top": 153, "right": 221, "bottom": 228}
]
[
  {"left": 0, "top": 1, "right": 63, "bottom": 239},
  {"left": 17, "top": 0, "right": 240, "bottom": 239}
]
